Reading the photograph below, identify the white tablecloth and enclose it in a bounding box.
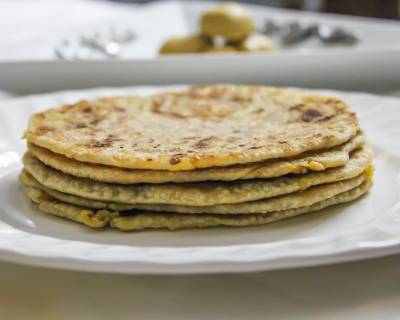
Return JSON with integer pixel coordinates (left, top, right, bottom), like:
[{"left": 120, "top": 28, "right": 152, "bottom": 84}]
[{"left": 1, "top": 256, "right": 400, "bottom": 319}]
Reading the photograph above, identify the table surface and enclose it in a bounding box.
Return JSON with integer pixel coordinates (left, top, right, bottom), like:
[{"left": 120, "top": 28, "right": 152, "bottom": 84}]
[{"left": 1, "top": 254, "right": 400, "bottom": 320}]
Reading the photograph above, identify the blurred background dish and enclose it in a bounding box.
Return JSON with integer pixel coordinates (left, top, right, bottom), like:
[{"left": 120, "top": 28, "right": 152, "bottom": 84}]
[
  {"left": 0, "top": 0, "right": 399, "bottom": 61},
  {"left": 0, "top": 0, "right": 399, "bottom": 94}
]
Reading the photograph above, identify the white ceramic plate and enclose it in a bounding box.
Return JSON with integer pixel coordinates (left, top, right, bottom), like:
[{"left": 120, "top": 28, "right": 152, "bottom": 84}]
[{"left": 0, "top": 86, "right": 399, "bottom": 274}]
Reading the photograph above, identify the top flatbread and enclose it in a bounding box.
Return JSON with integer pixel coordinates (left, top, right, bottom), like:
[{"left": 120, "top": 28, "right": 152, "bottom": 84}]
[{"left": 24, "top": 85, "right": 359, "bottom": 171}]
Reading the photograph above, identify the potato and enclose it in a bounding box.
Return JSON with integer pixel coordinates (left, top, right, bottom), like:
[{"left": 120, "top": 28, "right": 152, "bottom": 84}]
[{"left": 201, "top": 3, "right": 254, "bottom": 42}]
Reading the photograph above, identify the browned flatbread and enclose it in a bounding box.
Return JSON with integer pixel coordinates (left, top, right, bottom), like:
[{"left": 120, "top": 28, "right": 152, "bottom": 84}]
[{"left": 24, "top": 85, "right": 359, "bottom": 171}]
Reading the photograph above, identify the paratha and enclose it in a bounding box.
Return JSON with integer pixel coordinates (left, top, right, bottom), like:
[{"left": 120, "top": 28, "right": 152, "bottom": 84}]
[
  {"left": 24, "top": 85, "right": 359, "bottom": 171},
  {"left": 22, "top": 145, "right": 372, "bottom": 206},
  {"left": 23, "top": 186, "right": 112, "bottom": 228},
  {"left": 22, "top": 179, "right": 372, "bottom": 230},
  {"left": 27, "top": 133, "right": 365, "bottom": 184},
  {"left": 20, "top": 169, "right": 368, "bottom": 214}
]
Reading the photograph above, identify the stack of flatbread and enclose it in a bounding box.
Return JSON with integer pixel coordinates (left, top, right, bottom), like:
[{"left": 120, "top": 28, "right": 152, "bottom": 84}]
[{"left": 20, "top": 85, "right": 373, "bottom": 231}]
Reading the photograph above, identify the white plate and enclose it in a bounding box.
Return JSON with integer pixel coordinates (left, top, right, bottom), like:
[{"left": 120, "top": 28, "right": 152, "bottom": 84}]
[{"left": 0, "top": 86, "right": 399, "bottom": 274}]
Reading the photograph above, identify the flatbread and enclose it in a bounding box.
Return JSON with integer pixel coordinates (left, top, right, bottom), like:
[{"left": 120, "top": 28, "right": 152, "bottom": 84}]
[
  {"left": 20, "top": 169, "right": 367, "bottom": 214},
  {"left": 22, "top": 145, "right": 372, "bottom": 206},
  {"left": 122, "top": 174, "right": 368, "bottom": 214},
  {"left": 27, "top": 133, "right": 365, "bottom": 184},
  {"left": 20, "top": 170, "right": 135, "bottom": 212},
  {"left": 24, "top": 85, "right": 359, "bottom": 171},
  {"left": 22, "top": 179, "right": 372, "bottom": 230},
  {"left": 24, "top": 186, "right": 113, "bottom": 228},
  {"left": 113, "top": 180, "right": 372, "bottom": 231}
]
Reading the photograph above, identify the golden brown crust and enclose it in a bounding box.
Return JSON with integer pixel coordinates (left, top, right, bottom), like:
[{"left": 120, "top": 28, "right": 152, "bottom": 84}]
[{"left": 24, "top": 85, "right": 359, "bottom": 171}]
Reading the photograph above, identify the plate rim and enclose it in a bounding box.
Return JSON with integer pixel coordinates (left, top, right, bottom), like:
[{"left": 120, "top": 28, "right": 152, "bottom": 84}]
[{"left": 0, "top": 86, "right": 399, "bottom": 274}]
